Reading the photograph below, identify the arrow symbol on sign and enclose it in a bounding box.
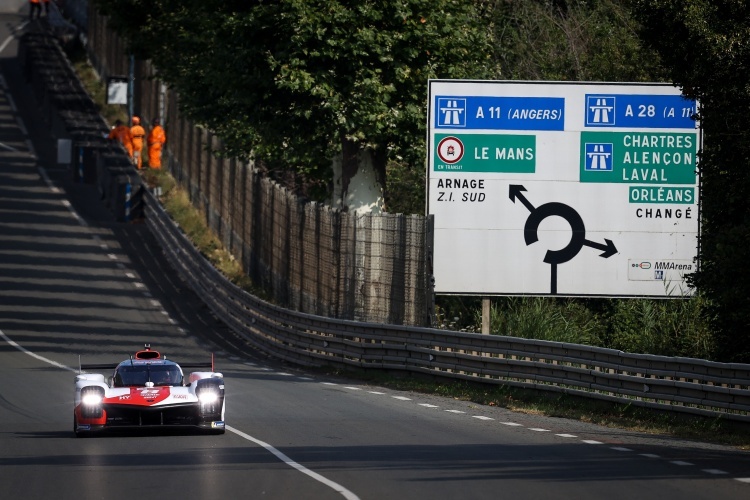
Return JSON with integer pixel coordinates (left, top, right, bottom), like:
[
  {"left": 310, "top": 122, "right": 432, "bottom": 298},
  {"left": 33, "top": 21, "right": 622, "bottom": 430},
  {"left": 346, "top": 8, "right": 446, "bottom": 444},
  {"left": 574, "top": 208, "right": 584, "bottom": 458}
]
[
  {"left": 583, "top": 238, "right": 618, "bottom": 258},
  {"left": 508, "top": 184, "right": 618, "bottom": 294},
  {"left": 509, "top": 184, "right": 535, "bottom": 212}
]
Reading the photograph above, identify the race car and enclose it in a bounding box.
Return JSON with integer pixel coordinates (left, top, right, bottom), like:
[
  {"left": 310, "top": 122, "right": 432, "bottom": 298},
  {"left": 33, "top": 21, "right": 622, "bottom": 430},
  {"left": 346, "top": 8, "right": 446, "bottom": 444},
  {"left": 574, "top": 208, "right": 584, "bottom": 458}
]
[{"left": 74, "top": 345, "right": 225, "bottom": 436}]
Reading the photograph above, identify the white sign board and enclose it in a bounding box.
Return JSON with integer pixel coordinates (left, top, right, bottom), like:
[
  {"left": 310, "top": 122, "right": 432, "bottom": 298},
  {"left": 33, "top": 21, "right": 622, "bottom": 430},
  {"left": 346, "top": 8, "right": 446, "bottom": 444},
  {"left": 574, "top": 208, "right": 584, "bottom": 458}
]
[
  {"left": 427, "top": 80, "right": 700, "bottom": 297},
  {"left": 107, "top": 77, "right": 128, "bottom": 105}
]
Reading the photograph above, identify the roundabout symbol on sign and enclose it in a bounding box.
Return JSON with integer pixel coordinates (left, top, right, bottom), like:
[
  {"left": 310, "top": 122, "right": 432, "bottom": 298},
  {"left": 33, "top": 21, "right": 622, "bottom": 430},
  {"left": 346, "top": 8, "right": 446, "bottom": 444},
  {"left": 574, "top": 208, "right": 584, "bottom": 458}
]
[
  {"left": 509, "top": 184, "right": 617, "bottom": 294},
  {"left": 437, "top": 136, "right": 464, "bottom": 164}
]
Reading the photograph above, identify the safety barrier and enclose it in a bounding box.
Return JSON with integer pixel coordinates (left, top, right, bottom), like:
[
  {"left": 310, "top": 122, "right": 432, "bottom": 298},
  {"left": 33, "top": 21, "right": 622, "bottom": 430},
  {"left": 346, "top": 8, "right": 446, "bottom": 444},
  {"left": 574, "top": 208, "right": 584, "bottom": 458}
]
[{"left": 145, "top": 189, "right": 750, "bottom": 422}]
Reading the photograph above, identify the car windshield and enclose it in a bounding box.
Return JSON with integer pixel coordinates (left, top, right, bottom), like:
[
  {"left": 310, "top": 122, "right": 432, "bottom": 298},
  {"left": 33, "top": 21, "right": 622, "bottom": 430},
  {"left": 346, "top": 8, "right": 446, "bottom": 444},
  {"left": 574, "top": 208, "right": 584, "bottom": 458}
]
[{"left": 113, "top": 364, "right": 182, "bottom": 387}]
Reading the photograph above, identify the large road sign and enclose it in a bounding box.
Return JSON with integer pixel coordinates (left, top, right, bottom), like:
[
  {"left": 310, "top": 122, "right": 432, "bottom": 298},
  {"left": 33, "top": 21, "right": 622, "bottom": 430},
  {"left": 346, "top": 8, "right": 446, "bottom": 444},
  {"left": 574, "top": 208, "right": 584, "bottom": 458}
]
[{"left": 427, "top": 80, "right": 700, "bottom": 297}]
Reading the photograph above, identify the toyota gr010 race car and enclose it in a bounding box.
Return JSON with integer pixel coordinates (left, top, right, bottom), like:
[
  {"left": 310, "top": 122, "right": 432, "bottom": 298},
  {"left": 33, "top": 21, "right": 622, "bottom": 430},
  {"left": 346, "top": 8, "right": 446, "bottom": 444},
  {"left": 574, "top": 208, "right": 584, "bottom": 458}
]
[{"left": 74, "top": 345, "right": 225, "bottom": 436}]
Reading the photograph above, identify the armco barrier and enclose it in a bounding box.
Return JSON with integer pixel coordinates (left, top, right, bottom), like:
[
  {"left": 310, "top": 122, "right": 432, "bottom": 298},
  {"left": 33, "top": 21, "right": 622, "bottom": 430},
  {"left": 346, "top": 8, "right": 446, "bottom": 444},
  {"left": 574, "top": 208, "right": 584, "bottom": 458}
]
[{"left": 144, "top": 189, "right": 750, "bottom": 422}]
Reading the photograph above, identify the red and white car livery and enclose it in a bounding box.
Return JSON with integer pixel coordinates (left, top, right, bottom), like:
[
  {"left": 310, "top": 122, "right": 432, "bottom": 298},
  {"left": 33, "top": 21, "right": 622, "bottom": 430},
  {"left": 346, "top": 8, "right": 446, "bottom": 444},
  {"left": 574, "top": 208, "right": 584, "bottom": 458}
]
[{"left": 74, "top": 345, "right": 225, "bottom": 436}]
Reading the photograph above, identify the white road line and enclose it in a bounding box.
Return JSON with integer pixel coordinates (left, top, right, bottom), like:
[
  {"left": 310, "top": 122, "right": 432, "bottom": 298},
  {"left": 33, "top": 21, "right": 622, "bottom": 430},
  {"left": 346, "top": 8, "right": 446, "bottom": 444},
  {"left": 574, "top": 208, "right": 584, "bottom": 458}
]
[
  {"left": 500, "top": 422, "right": 523, "bottom": 427},
  {"left": 555, "top": 433, "right": 577, "bottom": 438},
  {"left": 322, "top": 382, "right": 338, "bottom": 386},
  {"left": 582, "top": 440, "right": 603, "bottom": 445},
  {"left": 670, "top": 461, "right": 693, "bottom": 466},
  {"left": 0, "top": 329, "right": 76, "bottom": 372},
  {"left": 735, "top": 477, "right": 750, "bottom": 483},
  {"left": 702, "top": 469, "right": 728, "bottom": 475},
  {"left": 343, "top": 386, "right": 360, "bottom": 390},
  {"left": 419, "top": 404, "right": 439, "bottom": 408},
  {"left": 368, "top": 391, "right": 385, "bottom": 395},
  {"left": 528, "top": 428, "right": 550, "bottom": 432},
  {"left": 640, "top": 454, "right": 660, "bottom": 458},
  {"left": 277, "top": 373, "right": 294, "bottom": 377},
  {"left": 392, "top": 396, "right": 411, "bottom": 401},
  {"left": 472, "top": 416, "right": 494, "bottom": 421},
  {"left": 227, "top": 426, "right": 360, "bottom": 500},
  {"left": 445, "top": 410, "right": 465, "bottom": 414},
  {"left": 611, "top": 447, "right": 632, "bottom": 452},
  {"left": 0, "top": 30, "right": 20, "bottom": 54}
]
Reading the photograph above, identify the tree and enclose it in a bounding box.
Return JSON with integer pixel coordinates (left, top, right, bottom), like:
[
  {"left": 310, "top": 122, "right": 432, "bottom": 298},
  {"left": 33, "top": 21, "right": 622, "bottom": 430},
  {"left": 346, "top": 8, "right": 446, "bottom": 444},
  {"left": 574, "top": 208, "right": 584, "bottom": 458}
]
[
  {"left": 630, "top": 0, "right": 750, "bottom": 362},
  {"left": 490, "top": 0, "right": 667, "bottom": 82},
  {"left": 94, "top": 0, "right": 495, "bottom": 206}
]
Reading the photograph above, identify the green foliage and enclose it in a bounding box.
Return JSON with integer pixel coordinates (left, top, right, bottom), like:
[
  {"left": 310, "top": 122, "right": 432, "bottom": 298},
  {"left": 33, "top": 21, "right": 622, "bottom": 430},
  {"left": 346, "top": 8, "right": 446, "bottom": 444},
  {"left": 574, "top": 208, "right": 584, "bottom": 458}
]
[
  {"left": 629, "top": 0, "right": 750, "bottom": 362},
  {"left": 608, "top": 295, "right": 714, "bottom": 359},
  {"left": 94, "top": 0, "right": 495, "bottom": 200},
  {"left": 485, "top": 297, "right": 604, "bottom": 345},
  {"left": 385, "top": 159, "right": 425, "bottom": 214},
  {"left": 490, "top": 0, "right": 668, "bottom": 81},
  {"left": 476, "top": 295, "right": 713, "bottom": 360}
]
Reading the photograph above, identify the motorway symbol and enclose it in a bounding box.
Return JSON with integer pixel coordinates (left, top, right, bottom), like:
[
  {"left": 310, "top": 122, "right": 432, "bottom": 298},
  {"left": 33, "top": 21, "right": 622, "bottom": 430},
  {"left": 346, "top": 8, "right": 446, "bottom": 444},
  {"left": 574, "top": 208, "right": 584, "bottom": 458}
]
[
  {"left": 509, "top": 184, "right": 617, "bottom": 294},
  {"left": 584, "top": 143, "right": 613, "bottom": 171},
  {"left": 586, "top": 96, "right": 616, "bottom": 126},
  {"left": 437, "top": 98, "right": 467, "bottom": 127}
]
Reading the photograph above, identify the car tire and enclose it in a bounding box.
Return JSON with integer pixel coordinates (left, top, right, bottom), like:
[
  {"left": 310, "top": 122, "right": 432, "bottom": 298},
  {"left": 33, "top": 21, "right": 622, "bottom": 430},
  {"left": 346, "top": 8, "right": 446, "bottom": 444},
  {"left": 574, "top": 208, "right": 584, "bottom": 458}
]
[{"left": 74, "top": 414, "right": 89, "bottom": 438}]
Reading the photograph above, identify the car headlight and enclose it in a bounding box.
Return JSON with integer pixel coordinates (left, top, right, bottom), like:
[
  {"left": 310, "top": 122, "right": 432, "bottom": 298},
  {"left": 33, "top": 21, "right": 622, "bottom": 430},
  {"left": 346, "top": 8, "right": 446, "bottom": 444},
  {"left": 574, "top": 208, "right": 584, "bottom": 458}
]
[
  {"left": 82, "top": 393, "right": 103, "bottom": 405},
  {"left": 198, "top": 392, "right": 219, "bottom": 404},
  {"left": 79, "top": 386, "right": 105, "bottom": 419}
]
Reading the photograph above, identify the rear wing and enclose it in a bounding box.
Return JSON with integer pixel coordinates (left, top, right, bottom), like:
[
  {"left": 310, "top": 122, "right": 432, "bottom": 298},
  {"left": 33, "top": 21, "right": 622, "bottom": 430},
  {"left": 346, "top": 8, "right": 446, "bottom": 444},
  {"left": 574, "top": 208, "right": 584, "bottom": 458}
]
[
  {"left": 79, "top": 353, "right": 215, "bottom": 373},
  {"left": 80, "top": 363, "right": 118, "bottom": 371}
]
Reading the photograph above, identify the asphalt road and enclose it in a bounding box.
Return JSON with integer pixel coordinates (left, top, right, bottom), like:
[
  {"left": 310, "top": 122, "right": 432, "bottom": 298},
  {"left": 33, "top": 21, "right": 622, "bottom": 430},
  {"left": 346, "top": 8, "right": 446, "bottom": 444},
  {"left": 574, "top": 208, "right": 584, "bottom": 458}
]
[{"left": 1, "top": 10, "right": 749, "bottom": 500}]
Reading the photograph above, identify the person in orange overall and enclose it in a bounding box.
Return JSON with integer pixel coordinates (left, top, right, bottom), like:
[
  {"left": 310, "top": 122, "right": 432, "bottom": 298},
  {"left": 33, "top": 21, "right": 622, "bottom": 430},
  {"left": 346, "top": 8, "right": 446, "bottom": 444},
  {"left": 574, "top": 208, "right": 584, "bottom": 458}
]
[
  {"left": 147, "top": 119, "right": 166, "bottom": 169},
  {"left": 108, "top": 119, "right": 133, "bottom": 158},
  {"left": 130, "top": 116, "right": 146, "bottom": 169}
]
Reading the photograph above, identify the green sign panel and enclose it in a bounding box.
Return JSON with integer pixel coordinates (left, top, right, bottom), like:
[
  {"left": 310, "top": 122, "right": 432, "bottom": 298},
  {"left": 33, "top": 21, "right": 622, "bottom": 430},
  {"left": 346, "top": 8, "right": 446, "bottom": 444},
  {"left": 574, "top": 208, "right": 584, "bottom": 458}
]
[
  {"left": 629, "top": 186, "right": 695, "bottom": 204},
  {"left": 434, "top": 133, "right": 536, "bottom": 173},
  {"left": 579, "top": 131, "right": 697, "bottom": 184}
]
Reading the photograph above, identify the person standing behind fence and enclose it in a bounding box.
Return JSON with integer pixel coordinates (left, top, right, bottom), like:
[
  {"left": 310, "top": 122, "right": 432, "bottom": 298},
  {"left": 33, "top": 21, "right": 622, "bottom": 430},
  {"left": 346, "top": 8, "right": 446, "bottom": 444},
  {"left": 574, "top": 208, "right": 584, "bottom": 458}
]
[
  {"left": 147, "top": 119, "right": 166, "bottom": 169},
  {"left": 108, "top": 119, "right": 134, "bottom": 159},
  {"left": 130, "top": 116, "right": 146, "bottom": 169},
  {"left": 29, "top": 0, "right": 42, "bottom": 20}
]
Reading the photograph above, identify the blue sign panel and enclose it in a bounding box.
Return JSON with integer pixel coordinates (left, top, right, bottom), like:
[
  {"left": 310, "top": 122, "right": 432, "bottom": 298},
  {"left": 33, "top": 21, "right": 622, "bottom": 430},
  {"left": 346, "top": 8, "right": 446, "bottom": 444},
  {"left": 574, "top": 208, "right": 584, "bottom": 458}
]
[
  {"left": 435, "top": 96, "right": 565, "bottom": 131},
  {"left": 585, "top": 94, "right": 697, "bottom": 129},
  {"left": 584, "top": 142, "right": 613, "bottom": 171}
]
